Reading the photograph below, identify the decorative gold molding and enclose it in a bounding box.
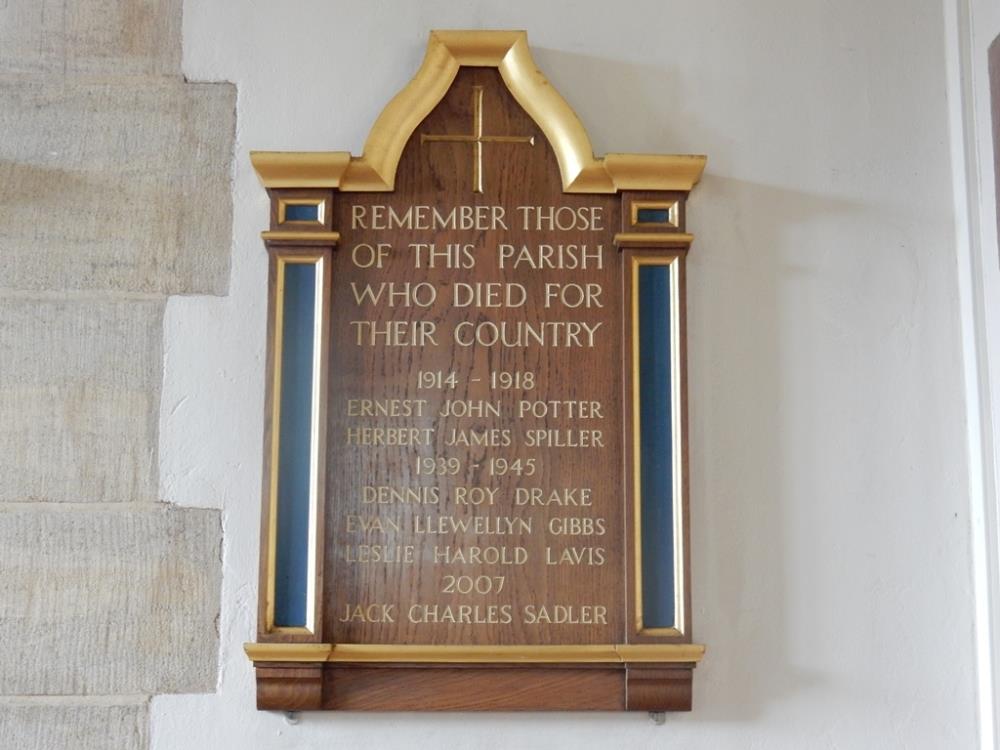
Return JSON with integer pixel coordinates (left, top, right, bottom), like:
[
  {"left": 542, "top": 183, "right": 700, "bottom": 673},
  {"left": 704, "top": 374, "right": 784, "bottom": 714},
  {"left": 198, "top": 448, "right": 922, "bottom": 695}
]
[
  {"left": 246, "top": 643, "right": 334, "bottom": 662},
  {"left": 264, "top": 252, "right": 327, "bottom": 636},
  {"left": 631, "top": 200, "right": 679, "bottom": 229},
  {"left": 277, "top": 197, "right": 327, "bottom": 226},
  {"left": 250, "top": 30, "right": 707, "bottom": 193},
  {"left": 261, "top": 231, "right": 341, "bottom": 245},
  {"left": 630, "top": 255, "right": 686, "bottom": 636},
  {"left": 245, "top": 643, "right": 705, "bottom": 664},
  {"left": 615, "top": 232, "right": 694, "bottom": 248},
  {"left": 251, "top": 152, "right": 351, "bottom": 189}
]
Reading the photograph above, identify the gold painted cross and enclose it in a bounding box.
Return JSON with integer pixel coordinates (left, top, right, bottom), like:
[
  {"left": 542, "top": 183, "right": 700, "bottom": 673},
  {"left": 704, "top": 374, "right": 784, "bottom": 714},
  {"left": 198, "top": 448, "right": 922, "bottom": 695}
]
[{"left": 421, "top": 85, "right": 535, "bottom": 193}]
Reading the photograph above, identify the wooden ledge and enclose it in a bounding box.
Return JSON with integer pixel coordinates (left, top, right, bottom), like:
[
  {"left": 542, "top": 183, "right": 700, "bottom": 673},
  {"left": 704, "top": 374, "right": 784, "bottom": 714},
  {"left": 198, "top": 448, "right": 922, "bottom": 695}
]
[
  {"left": 614, "top": 232, "right": 694, "bottom": 249},
  {"left": 261, "top": 230, "right": 341, "bottom": 246},
  {"left": 245, "top": 642, "right": 705, "bottom": 664}
]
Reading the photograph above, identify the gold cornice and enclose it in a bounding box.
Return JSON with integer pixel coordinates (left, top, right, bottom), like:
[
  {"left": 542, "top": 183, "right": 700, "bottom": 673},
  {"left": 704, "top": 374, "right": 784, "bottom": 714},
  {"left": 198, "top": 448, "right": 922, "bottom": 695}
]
[
  {"left": 245, "top": 642, "right": 705, "bottom": 664},
  {"left": 604, "top": 154, "right": 707, "bottom": 192},
  {"left": 251, "top": 30, "right": 707, "bottom": 193},
  {"left": 250, "top": 152, "right": 351, "bottom": 189}
]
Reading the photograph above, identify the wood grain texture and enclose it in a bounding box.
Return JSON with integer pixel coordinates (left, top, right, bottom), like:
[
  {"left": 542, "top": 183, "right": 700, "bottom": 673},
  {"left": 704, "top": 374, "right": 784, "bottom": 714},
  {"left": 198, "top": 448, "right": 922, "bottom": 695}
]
[
  {"left": 625, "top": 666, "right": 693, "bottom": 711},
  {"left": 324, "top": 665, "right": 626, "bottom": 711},
  {"left": 325, "top": 67, "right": 622, "bottom": 647},
  {"left": 621, "top": 190, "right": 687, "bottom": 234},
  {"left": 256, "top": 666, "right": 324, "bottom": 711}
]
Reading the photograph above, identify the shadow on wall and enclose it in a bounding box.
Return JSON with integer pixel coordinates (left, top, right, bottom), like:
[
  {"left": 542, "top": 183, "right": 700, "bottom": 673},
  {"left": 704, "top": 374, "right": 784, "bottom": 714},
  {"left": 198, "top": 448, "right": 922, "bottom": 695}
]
[
  {"left": 533, "top": 47, "right": 848, "bottom": 720},
  {"left": 687, "top": 173, "right": 872, "bottom": 722}
]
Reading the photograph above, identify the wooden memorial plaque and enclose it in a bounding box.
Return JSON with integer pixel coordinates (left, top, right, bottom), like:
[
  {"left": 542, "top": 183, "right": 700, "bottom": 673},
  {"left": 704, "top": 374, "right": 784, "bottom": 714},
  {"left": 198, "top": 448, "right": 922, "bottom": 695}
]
[{"left": 246, "top": 30, "right": 706, "bottom": 712}]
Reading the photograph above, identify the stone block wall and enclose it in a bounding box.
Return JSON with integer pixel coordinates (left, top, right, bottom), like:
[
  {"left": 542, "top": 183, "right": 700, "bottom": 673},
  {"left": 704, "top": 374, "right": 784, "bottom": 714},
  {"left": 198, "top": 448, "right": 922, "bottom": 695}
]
[{"left": 0, "top": 0, "right": 234, "bottom": 746}]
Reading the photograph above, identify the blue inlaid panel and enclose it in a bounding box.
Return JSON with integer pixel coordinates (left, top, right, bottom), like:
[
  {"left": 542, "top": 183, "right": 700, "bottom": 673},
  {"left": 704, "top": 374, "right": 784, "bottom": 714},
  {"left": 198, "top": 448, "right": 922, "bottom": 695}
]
[
  {"left": 274, "top": 262, "right": 317, "bottom": 629},
  {"left": 636, "top": 207, "right": 673, "bottom": 225},
  {"left": 284, "top": 203, "right": 320, "bottom": 222},
  {"left": 638, "top": 263, "right": 676, "bottom": 630}
]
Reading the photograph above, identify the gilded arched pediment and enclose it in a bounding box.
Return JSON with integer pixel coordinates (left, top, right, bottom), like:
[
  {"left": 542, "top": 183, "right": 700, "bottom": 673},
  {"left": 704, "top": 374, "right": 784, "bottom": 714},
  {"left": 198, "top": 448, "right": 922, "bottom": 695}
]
[{"left": 251, "top": 30, "right": 706, "bottom": 193}]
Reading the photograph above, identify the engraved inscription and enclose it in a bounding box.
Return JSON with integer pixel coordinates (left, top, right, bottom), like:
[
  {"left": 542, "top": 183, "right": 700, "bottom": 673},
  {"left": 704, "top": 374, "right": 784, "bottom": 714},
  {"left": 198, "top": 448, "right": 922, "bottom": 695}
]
[{"left": 325, "top": 68, "right": 622, "bottom": 647}]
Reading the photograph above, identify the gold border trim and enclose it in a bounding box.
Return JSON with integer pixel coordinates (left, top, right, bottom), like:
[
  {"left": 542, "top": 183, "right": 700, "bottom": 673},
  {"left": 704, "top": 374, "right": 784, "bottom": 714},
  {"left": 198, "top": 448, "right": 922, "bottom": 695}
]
[
  {"left": 631, "top": 200, "right": 679, "bottom": 229},
  {"left": 261, "top": 231, "right": 341, "bottom": 245},
  {"left": 278, "top": 198, "right": 327, "bottom": 226},
  {"left": 247, "top": 643, "right": 334, "bottom": 662},
  {"left": 245, "top": 643, "right": 705, "bottom": 664},
  {"left": 265, "top": 253, "right": 327, "bottom": 635},
  {"left": 615, "top": 232, "right": 693, "bottom": 249},
  {"left": 631, "top": 256, "right": 686, "bottom": 636},
  {"left": 250, "top": 30, "right": 706, "bottom": 193}
]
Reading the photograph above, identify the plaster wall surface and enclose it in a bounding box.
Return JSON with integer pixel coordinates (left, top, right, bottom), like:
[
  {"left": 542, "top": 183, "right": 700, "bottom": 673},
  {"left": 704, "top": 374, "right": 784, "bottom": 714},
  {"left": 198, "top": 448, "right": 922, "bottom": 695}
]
[
  {"left": 156, "top": 1, "right": 980, "bottom": 748},
  {"left": 948, "top": 0, "right": 1000, "bottom": 745}
]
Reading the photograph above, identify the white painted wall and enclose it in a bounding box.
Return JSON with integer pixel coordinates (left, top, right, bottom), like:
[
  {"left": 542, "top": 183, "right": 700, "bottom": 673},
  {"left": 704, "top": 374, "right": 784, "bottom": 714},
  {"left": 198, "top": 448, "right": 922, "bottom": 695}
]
[
  {"left": 155, "top": 1, "right": 982, "bottom": 747},
  {"left": 945, "top": 0, "right": 1000, "bottom": 747}
]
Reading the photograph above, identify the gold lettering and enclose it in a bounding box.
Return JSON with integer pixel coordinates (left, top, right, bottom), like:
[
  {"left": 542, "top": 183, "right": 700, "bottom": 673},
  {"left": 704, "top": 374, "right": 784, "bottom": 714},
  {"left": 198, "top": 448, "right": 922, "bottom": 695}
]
[
  {"left": 514, "top": 487, "right": 593, "bottom": 506},
  {"left": 515, "top": 205, "right": 604, "bottom": 231},
  {"left": 443, "top": 428, "right": 511, "bottom": 447},
  {"left": 517, "top": 400, "right": 604, "bottom": 419},
  {"left": 362, "top": 486, "right": 439, "bottom": 505},
  {"left": 452, "top": 486, "right": 499, "bottom": 505},
  {"left": 522, "top": 604, "right": 608, "bottom": 625},
  {"left": 548, "top": 516, "right": 607, "bottom": 536},
  {"left": 408, "top": 603, "right": 513, "bottom": 624},
  {"left": 546, "top": 517, "right": 607, "bottom": 536},
  {"left": 345, "top": 427, "right": 434, "bottom": 446},
  {"left": 498, "top": 242, "right": 604, "bottom": 270},
  {"left": 351, "top": 281, "right": 437, "bottom": 307},
  {"left": 338, "top": 603, "right": 397, "bottom": 623},
  {"left": 523, "top": 429, "right": 606, "bottom": 447},
  {"left": 453, "top": 321, "right": 602, "bottom": 348},
  {"left": 350, "top": 320, "right": 438, "bottom": 347},
  {"left": 433, "top": 545, "right": 528, "bottom": 565},
  {"left": 413, "top": 515, "right": 532, "bottom": 535},
  {"left": 438, "top": 400, "right": 501, "bottom": 418},
  {"left": 545, "top": 546, "right": 607, "bottom": 565},
  {"left": 344, "top": 544, "right": 415, "bottom": 564},
  {"left": 347, "top": 399, "right": 428, "bottom": 418},
  {"left": 345, "top": 514, "right": 402, "bottom": 534},
  {"left": 452, "top": 282, "right": 527, "bottom": 308},
  {"left": 543, "top": 282, "right": 603, "bottom": 309},
  {"left": 410, "top": 242, "right": 476, "bottom": 269}
]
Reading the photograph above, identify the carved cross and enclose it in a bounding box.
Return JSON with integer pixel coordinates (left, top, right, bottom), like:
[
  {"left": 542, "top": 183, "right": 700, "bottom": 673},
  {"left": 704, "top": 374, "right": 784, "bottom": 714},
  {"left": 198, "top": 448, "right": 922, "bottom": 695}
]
[{"left": 421, "top": 85, "right": 535, "bottom": 193}]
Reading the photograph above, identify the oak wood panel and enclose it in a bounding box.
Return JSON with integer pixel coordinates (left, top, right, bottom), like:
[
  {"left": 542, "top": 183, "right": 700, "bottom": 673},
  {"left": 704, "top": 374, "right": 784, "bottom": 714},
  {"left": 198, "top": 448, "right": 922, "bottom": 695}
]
[
  {"left": 325, "top": 68, "right": 623, "bottom": 647},
  {"left": 252, "top": 65, "right": 700, "bottom": 712},
  {"left": 324, "top": 665, "right": 626, "bottom": 711},
  {"left": 256, "top": 665, "right": 324, "bottom": 710},
  {"left": 624, "top": 666, "right": 693, "bottom": 711}
]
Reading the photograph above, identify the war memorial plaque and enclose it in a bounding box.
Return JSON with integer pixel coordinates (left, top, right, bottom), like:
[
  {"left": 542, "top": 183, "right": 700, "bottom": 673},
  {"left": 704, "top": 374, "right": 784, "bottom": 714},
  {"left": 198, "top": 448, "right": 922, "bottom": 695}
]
[{"left": 246, "top": 30, "right": 707, "bottom": 712}]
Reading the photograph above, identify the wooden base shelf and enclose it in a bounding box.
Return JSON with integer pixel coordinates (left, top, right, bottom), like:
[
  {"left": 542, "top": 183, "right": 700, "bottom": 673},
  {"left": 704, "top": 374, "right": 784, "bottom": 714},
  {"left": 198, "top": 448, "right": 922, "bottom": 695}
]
[{"left": 253, "top": 662, "right": 695, "bottom": 712}]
